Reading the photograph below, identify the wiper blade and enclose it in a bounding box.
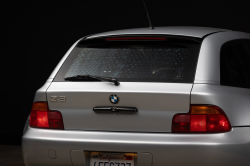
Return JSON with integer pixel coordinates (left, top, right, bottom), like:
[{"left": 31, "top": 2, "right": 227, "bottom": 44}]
[{"left": 64, "top": 75, "right": 120, "bottom": 86}]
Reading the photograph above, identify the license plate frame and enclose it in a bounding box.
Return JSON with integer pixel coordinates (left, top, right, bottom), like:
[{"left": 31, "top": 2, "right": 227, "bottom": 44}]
[{"left": 88, "top": 152, "right": 137, "bottom": 166}]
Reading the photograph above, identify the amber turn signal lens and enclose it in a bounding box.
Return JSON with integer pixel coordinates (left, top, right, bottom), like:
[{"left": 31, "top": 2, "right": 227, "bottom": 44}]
[
  {"left": 190, "top": 105, "right": 221, "bottom": 114},
  {"left": 31, "top": 102, "right": 48, "bottom": 111}
]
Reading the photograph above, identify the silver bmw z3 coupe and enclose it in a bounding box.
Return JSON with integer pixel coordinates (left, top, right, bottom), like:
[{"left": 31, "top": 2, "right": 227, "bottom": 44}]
[{"left": 22, "top": 27, "right": 250, "bottom": 166}]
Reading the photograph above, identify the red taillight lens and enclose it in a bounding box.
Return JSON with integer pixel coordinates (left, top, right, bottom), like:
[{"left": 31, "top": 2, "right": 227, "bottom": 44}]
[
  {"left": 172, "top": 115, "right": 190, "bottom": 132},
  {"left": 29, "top": 102, "right": 64, "bottom": 129},
  {"left": 190, "top": 115, "right": 206, "bottom": 132},
  {"left": 106, "top": 37, "right": 166, "bottom": 41},
  {"left": 172, "top": 105, "right": 231, "bottom": 133},
  {"left": 36, "top": 111, "right": 49, "bottom": 128}
]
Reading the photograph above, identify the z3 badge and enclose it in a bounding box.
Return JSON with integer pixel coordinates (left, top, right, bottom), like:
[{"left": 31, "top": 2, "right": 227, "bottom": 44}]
[{"left": 51, "top": 96, "right": 66, "bottom": 102}]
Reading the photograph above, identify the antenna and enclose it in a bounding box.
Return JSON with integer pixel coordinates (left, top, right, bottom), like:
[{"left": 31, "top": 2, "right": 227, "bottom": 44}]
[{"left": 143, "top": 0, "right": 154, "bottom": 30}]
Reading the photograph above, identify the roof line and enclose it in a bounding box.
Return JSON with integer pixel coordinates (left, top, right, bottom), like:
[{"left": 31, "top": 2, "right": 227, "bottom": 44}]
[
  {"left": 86, "top": 27, "right": 230, "bottom": 39},
  {"left": 202, "top": 31, "right": 228, "bottom": 39}
]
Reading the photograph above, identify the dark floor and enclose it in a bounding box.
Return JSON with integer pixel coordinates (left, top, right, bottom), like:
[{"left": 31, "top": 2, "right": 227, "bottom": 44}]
[{"left": 0, "top": 145, "right": 24, "bottom": 166}]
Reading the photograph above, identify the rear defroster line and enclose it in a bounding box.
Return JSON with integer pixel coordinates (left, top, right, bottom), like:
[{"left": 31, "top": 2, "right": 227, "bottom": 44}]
[{"left": 93, "top": 106, "right": 137, "bottom": 112}]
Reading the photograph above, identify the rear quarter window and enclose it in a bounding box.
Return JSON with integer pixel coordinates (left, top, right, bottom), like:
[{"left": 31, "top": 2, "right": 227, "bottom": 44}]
[{"left": 220, "top": 40, "right": 250, "bottom": 88}]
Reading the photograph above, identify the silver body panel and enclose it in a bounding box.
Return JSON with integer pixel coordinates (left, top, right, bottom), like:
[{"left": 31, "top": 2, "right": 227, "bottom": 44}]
[
  {"left": 34, "top": 78, "right": 53, "bottom": 102},
  {"left": 22, "top": 126, "right": 250, "bottom": 166},
  {"left": 23, "top": 27, "right": 250, "bottom": 165},
  {"left": 47, "top": 82, "right": 192, "bottom": 132}
]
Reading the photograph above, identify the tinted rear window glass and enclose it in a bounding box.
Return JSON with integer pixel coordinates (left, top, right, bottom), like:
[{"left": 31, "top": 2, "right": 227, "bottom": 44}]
[{"left": 54, "top": 39, "right": 200, "bottom": 83}]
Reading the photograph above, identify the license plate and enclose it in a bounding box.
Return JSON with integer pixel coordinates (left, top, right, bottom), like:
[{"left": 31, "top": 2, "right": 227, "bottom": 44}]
[{"left": 89, "top": 152, "right": 136, "bottom": 166}]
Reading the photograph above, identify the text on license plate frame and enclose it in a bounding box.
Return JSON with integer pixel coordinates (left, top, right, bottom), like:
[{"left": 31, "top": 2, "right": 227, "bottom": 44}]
[{"left": 89, "top": 152, "right": 137, "bottom": 166}]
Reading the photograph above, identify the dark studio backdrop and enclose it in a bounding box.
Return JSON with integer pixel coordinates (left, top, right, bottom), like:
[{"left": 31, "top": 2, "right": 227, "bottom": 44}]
[{"left": 1, "top": 0, "right": 250, "bottom": 145}]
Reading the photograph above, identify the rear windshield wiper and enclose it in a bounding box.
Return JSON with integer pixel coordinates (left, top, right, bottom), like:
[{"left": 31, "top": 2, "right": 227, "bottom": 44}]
[{"left": 64, "top": 75, "right": 120, "bottom": 86}]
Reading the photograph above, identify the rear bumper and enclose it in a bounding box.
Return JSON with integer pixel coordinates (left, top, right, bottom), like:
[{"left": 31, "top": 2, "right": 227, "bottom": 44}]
[{"left": 22, "top": 125, "right": 250, "bottom": 166}]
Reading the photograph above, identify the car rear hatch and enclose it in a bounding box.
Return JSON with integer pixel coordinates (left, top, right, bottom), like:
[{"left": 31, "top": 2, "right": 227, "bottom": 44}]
[{"left": 47, "top": 36, "right": 201, "bottom": 132}]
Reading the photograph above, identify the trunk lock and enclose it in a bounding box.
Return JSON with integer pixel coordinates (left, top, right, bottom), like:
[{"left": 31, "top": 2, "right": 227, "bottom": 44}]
[{"left": 112, "top": 107, "right": 117, "bottom": 112}]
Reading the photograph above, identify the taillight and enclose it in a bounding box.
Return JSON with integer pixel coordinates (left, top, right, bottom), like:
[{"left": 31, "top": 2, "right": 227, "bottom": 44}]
[
  {"left": 106, "top": 37, "right": 166, "bottom": 41},
  {"left": 172, "top": 105, "right": 231, "bottom": 133},
  {"left": 29, "top": 102, "right": 64, "bottom": 129}
]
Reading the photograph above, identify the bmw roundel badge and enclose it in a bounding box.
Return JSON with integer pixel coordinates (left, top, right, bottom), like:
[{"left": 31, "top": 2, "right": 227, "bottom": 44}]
[{"left": 110, "top": 94, "right": 119, "bottom": 104}]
